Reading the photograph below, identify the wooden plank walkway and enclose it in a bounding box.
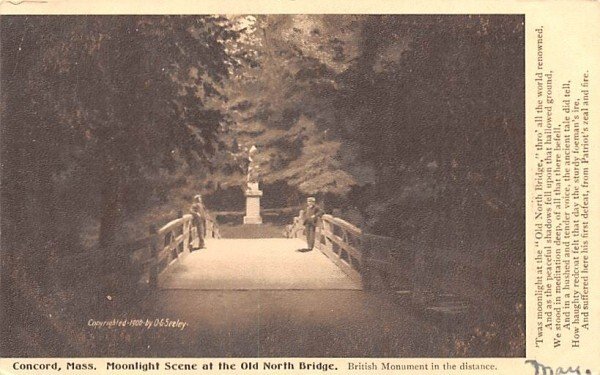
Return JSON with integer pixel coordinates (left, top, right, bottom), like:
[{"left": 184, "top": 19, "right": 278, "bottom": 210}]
[{"left": 158, "top": 238, "right": 361, "bottom": 290}]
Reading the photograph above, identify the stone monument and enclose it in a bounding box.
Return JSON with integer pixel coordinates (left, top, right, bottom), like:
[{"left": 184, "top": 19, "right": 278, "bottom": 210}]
[{"left": 243, "top": 145, "right": 263, "bottom": 225}]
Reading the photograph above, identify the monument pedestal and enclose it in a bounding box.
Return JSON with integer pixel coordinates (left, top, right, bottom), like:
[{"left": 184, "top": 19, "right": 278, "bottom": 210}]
[{"left": 243, "top": 186, "right": 263, "bottom": 225}]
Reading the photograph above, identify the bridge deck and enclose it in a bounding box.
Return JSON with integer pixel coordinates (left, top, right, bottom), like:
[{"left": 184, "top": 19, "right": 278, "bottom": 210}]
[
  {"left": 159, "top": 238, "right": 361, "bottom": 290},
  {"left": 96, "top": 237, "right": 448, "bottom": 357}
]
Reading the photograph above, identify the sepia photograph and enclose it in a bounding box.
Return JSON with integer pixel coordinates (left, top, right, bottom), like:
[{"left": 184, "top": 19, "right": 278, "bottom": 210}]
[{"left": 1, "top": 14, "right": 525, "bottom": 358}]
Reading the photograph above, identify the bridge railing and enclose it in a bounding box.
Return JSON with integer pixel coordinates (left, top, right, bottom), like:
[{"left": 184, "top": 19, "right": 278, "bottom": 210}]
[
  {"left": 52, "top": 205, "right": 220, "bottom": 295},
  {"left": 285, "top": 209, "right": 307, "bottom": 239},
  {"left": 317, "top": 214, "right": 363, "bottom": 284},
  {"left": 287, "top": 209, "right": 474, "bottom": 311},
  {"left": 141, "top": 211, "right": 220, "bottom": 288},
  {"left": 287, "top": 212, "right": 363, "bottom": 284}
]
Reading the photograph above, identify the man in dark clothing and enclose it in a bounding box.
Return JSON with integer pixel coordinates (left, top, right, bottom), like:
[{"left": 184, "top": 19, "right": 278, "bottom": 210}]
[
  {"left": 303, "top": 197, "right": 324, "bottom": 250},
  {"left": 190, "top": 194, "right": 206, "bottom": 250}
]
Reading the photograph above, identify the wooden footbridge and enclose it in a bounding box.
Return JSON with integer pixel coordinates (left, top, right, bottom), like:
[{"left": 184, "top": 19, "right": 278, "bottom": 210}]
[
  {"left": 127, "top": 209, "right": 407, "bottom": 294},
  {"left": 76, "top": 203, "right": 474, "bottom": 357}
]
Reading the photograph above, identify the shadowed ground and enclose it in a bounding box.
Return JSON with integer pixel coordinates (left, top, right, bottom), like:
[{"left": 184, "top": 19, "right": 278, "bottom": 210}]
[{"left": 136, "top": 289, "right": 446, "bottom": 357}]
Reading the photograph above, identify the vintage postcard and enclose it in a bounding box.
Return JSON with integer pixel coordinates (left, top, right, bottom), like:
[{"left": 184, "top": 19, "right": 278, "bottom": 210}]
[{"left": 0, "top": 1, "right": 598, "bottom": 374}]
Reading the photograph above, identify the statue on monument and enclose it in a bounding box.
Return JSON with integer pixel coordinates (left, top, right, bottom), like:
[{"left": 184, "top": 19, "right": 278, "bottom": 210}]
[
  {"left": 243, "top": 144, "right": 263, "bottom": 224},
  {"left": 246, "top": 145, "right": 260, "bottom": 191}
]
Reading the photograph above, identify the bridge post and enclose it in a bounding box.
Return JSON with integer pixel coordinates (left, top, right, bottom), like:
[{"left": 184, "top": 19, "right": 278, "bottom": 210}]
[
  {"left": 206, "top": 218, "right": 213, "bottom": 238},
  {"left": 148, "top": 225, "right": 159, "bottom": 289},
  {"left": 182, "top": 215, "right": 190, "bottom": 253},
  {"left": 320, "top": 218, "right": 333, "bottom": 252}
]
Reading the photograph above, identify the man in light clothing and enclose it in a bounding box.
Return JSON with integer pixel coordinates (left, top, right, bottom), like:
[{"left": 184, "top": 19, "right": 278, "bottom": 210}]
[
  {"left": 190, "top": 195, "right": 206, "bottom": 250},
  {"left": 303, "top": 197, "right": 324, "bottom": 251}
]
